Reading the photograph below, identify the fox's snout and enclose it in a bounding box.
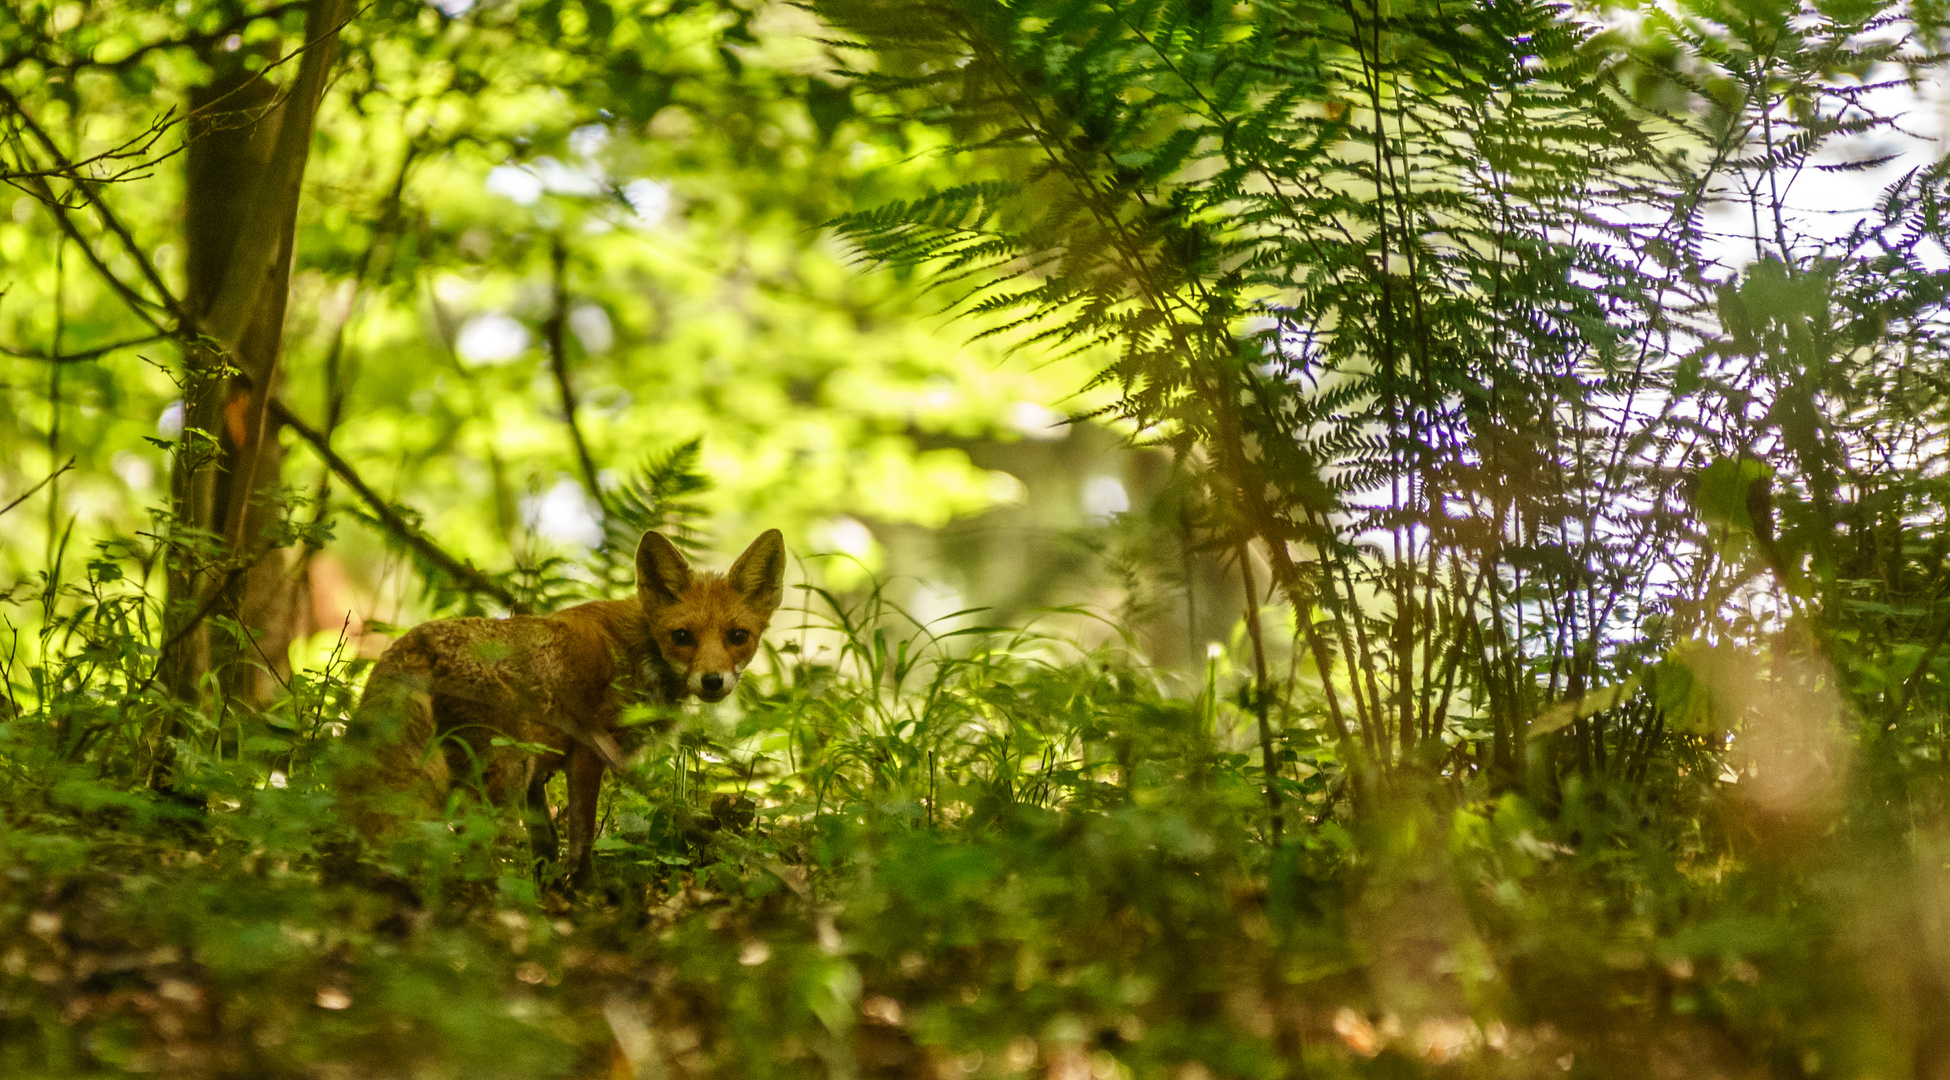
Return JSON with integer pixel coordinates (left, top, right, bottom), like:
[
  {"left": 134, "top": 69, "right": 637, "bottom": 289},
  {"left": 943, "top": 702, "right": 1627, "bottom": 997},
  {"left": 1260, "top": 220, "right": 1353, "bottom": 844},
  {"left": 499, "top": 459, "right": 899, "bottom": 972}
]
[{"left": 688, "top": 666, "right": 740, "bottom": 702}]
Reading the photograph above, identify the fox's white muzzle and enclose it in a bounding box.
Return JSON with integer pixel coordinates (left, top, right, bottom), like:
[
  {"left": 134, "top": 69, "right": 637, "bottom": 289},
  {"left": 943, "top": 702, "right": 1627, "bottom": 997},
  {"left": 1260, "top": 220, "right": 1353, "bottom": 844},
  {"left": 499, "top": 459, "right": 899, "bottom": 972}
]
[{"left": 689, "top": 669, "right": 739, "bottom": 701}]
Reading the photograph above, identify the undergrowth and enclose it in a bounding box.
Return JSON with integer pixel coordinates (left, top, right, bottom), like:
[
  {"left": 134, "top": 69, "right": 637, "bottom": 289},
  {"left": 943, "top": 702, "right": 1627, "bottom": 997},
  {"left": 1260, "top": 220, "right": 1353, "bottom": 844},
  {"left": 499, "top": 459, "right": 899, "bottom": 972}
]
[{"left": 2, "top": 559, "right": 1940, "bottom": 1079}]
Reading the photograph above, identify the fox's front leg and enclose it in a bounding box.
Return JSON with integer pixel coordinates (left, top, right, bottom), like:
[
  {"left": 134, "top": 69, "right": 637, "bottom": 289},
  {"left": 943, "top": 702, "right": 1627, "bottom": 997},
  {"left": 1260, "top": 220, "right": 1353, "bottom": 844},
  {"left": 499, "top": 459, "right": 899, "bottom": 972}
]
[{"left": 563, "top": 744, "right": 606, "bottom": 886}]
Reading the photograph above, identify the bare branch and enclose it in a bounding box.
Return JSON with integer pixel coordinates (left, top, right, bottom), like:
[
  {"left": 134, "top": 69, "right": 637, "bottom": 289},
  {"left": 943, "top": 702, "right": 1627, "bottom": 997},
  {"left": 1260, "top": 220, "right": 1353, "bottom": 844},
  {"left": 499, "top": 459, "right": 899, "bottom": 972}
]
[
  {"left": 544, "top": 235, "right": 609, "bottom": 512},
  {"left": 127, "top": 562, "right": 252, "bottom": 700},
  {"left": 17, "top": 171, "right": 176, "bottom": 338},
  {"left": 0, "top": 458, "right": 74, "bottom": 521},
  {"left": 0, "top": 1, "right": 373, "bottom": 346},
  {"left": 0, "top": 109, "right": 177, "bottom": 185},
  {"left": 270, "top": 399, "right": 524, "bottom": 611},
  {"left": 0, "top": 87, "right": 195, "bottom": 332},
  {"left": 0, "top": 333, "right": 169, "bottom": 364}
]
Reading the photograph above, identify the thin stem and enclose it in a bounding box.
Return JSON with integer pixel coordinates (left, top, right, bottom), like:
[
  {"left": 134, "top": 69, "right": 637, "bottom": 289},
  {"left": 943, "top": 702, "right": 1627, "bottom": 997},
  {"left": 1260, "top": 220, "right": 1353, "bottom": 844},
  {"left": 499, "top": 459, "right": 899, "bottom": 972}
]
[
  {"left": 45, "top": 235, "right": 63, "bottom": 564},
  {"left": 272, "top": 399, "right": 524, "bottom": 611},
  {"left": 1239, "top": 541, "right": 1283, "bottom": 844},
  {"left": 545, "top": 235, "right": 608, "bottom": 512}
]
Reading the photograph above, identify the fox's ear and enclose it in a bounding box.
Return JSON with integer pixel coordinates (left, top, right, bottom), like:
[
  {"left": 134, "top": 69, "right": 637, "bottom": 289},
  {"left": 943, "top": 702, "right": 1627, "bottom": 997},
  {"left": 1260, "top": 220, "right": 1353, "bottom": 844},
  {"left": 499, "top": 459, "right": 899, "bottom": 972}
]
[
  {"left": 727, "top": 529, "right": 787, "bottom": 616},
  {"left": 636, "top": 532, "right": 692, "bottom": 608}
]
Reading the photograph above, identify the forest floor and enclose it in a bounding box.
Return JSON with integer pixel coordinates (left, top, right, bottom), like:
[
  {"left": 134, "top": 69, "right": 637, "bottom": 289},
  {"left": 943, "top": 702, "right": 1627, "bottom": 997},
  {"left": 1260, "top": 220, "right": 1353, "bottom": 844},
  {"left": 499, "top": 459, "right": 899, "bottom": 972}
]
[{"left": 6, "top": 738, "right": 1938, "bottom": 1080}]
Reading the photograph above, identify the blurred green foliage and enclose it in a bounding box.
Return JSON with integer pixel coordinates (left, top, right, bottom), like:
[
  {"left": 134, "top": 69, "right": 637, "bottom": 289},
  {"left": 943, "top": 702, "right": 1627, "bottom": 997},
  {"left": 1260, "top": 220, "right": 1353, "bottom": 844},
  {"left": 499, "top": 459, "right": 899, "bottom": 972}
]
[{"left": 0, "top": 0, "right": 1104, "bottom": 629}]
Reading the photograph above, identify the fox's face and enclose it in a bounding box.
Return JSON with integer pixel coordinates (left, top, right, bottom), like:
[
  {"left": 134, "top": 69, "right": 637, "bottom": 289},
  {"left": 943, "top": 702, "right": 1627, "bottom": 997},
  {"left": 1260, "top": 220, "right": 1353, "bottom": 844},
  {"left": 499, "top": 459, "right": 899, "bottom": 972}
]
[{"left": 637, "top": 530, "right": 786, "bottom": 703}]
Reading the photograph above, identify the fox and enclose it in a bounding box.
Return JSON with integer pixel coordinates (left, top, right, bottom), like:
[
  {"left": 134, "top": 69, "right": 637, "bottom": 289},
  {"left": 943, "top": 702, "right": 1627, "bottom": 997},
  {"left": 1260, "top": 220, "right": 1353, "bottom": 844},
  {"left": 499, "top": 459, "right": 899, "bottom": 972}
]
[{"left": 333, "top": 529, "right": 786, "bottom": 884}]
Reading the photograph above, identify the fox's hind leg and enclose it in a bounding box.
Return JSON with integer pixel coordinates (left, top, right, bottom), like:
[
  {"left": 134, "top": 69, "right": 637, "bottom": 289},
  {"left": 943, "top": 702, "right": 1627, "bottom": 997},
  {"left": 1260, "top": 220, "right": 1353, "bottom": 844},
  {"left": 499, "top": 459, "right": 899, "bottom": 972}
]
[
  {"left": 523, "top": 773, "right": 560, "bottom": 870},
  {"left": 474, "top": 744, "right": 563, "bottom": 879},
  {"left": 333, "top": 664, "right": 450, "bottom": 839}
]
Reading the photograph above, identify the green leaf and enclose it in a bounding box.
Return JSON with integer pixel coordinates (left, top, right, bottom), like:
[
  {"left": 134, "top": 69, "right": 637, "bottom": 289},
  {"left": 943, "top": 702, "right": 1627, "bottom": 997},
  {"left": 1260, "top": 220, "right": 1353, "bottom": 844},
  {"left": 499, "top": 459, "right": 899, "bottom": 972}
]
[
  {"left": 490, "top": 736, "right": 559, "bottom": 756},
  {"left": 1529, "top": 675, "right": 1642, "bottom": 737},
  {"left": 1691, "top": 457, "right": 1773, "bottom": 536},
  {"left": 806, "top": 79, "right": 854, "bottom": 144}
]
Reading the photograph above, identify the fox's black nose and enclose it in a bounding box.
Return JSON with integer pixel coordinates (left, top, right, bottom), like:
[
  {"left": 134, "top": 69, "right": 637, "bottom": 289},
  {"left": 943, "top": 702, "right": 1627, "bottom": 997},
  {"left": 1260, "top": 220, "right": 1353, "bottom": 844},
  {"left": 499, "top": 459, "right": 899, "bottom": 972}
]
[{"left": 700, "top": 673, "right": 725, "bottom": 694}]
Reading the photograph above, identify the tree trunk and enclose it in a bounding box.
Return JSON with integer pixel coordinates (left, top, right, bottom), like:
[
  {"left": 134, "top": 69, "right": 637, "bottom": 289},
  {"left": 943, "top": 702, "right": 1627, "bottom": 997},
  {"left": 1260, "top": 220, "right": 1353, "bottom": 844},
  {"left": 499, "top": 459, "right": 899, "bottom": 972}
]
[{"left": 158, "top": 0, "right": 351, "bottom": 723}]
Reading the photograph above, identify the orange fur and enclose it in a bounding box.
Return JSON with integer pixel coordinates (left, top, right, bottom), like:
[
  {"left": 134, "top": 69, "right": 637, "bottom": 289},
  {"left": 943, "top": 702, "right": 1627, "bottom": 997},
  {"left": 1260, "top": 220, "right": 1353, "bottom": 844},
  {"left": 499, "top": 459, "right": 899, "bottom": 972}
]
[{"left": 334, "top": 530, "right": 786, "bottom": 883}]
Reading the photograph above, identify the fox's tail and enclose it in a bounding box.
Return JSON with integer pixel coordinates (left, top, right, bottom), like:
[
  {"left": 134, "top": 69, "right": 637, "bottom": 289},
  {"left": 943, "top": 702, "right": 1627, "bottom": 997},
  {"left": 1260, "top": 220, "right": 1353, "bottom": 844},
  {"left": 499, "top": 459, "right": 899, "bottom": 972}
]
[{"left": 329, "top": 657, "right": 452, "bottom": 840}]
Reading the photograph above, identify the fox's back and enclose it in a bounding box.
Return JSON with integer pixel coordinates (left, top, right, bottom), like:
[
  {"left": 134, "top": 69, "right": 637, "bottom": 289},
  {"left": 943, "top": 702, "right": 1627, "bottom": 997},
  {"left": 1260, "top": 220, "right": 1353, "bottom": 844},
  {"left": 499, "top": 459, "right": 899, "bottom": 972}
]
[
  {"left": 338, "top": 605, "right": 649, "bottom": 822},
  {"left": 379, "top": 615, "right": 582, "bottom": 710}
]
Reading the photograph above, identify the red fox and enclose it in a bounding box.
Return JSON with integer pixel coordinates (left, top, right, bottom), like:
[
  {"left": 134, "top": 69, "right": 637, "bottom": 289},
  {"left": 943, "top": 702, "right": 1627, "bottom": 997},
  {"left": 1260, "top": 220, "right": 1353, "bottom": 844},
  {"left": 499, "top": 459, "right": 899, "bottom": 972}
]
[{"left": 334, "top": 529, "right": 785, "bottom": 884}]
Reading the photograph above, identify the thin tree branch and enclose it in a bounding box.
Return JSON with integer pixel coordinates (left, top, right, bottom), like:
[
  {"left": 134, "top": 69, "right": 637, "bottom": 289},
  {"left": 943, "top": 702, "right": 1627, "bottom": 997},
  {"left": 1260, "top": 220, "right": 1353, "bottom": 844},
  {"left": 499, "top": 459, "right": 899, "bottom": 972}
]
[
  {"left": 270, "top": 399, "right": 523, "bottom": 611},
  {"left": 1, "top": 2, "right": 369, "bottom": 357},
  {"left": 0, "top": 458, "right": 74, "bottom": 520},
  {"left": 16, "top": 171, "right": 175, "bottom": 337},
  {"left": 0, "top": 333, "right": 168, "bottom": 364},
  {"left": 127, "top": 562, "right": 251, "bottom": 699},
  {"left": 544, "top": 235, "right": 608, "bottom": 512},
  {"left": 0, "top": 108, "right": 177, "bottom": 184},
  {"left": 304, "top": 141, "right": 419, "bottom": 554},
  {"left": 0, "top": 86, "right": 195, "bottom": 332}
]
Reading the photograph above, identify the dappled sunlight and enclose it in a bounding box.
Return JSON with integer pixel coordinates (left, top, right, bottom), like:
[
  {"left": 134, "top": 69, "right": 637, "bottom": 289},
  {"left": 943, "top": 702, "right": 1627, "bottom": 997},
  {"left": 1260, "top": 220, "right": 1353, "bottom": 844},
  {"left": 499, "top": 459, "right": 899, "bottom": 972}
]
[{"left": 5, "top": 0, "right": 1950, "bottom": 1075}]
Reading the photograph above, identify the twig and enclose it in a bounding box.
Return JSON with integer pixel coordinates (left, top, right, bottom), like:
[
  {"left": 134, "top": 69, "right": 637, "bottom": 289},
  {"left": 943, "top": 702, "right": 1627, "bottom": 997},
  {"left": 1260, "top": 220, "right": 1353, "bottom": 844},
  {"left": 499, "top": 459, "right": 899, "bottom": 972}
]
[
  {"left": 0, "top": 333, "right": 168, "bottom": 363},
  {"left": 1, "top": 87, "right": 195, "bottom": 331},
  {"left": 0, "top": 114, "right": 175, "bottom": 184},
  {"left": 301, "top": 141, "right": 419, "bottom": 591},
  {"left": 127, "top": 563, "right": 251, "bottom": 699},
  {"left": 17, "top": 172, "right": 176, "bottom": 337},
  {"left": 224, "top": 588, "right": 296, "bottom": 698},
  {"left": 0, "top": 1, "right": 373, "bottom": 351},
  {"left": 270, "top": 399, "right": 523, "bottom": 611},
  {"left": 0, "top": 458, "right": 74, "bottom": 520},
  {"left": 2, "top": 617, "right": 21, "bottom": 720},
  {"left": 1896, "top": 600, "right": 1950, "bottom": 721},
  {"left": 544, "top": 235, "right": 608, "bottom": 511}
]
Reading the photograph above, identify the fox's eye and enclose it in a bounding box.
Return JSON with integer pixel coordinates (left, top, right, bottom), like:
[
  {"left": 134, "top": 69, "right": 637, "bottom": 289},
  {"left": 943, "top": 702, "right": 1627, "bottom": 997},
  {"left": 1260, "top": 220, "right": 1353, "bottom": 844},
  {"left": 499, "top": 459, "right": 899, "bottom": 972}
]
[
  {"left": 726, "top": 628, "right": 750, "bottom": 647},
  {"left": 670, "top": 629, "right": 696, "bottom": 647}
]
